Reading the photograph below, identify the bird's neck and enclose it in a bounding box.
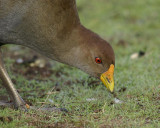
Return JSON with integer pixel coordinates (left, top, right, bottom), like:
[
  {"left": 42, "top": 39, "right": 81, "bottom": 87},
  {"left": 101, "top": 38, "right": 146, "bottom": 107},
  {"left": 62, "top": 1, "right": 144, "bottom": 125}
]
[{"left": 54, "top": 24, "right": 95, "bottom": 68}]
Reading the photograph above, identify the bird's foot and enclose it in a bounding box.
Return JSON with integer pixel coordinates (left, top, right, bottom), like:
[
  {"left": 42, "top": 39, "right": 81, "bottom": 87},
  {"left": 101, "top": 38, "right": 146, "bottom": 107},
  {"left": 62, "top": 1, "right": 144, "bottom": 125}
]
[
  {"left": 0, "top": 100, "right": 30, "bottom": 112},
  {"left": 0, "top": 101, "right": 67, "bottom": 113},
  {"left": 15, "top": 103, "right": 30, "bottom": 112},
  {"left": 30, "top": 106, "right": 68, "bottom": 113}
]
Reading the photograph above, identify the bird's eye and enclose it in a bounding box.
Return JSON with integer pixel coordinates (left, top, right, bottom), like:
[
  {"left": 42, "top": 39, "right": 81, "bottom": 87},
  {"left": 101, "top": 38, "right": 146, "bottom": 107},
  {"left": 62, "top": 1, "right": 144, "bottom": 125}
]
[{"left": 95, "top": 57, "right": 102, "bottom": 64}]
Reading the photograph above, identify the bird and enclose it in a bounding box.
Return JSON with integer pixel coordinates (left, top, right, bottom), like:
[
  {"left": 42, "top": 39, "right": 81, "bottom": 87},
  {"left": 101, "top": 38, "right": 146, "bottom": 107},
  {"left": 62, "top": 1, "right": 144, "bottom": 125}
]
[{"left": 0, "top": 0, "right": 115, "bottom": 110}]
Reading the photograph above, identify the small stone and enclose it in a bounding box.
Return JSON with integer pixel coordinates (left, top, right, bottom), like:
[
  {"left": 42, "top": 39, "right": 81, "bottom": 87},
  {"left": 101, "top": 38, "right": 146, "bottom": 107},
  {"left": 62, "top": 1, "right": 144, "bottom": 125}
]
[
  {"left": 114, "top": 98, "right": 124, "bottom": 104},
  {"left": 130, "top": 53, "right": 139, "bottom": 59},
  {"left": 86, "top": 98, "right": 97, "bottom": 101},
  {"left": 35, "top": 59, "right": 46, "bottom": 68},
  {"left": 16, "top": 58, "right": 24, "bottom": 64}
]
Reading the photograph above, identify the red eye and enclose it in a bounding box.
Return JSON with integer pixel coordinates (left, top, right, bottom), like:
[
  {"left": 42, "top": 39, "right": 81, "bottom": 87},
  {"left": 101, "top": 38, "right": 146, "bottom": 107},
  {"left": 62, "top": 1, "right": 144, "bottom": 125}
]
[{"left": 95, "top": 57, "right": 102, "bottom": 64}]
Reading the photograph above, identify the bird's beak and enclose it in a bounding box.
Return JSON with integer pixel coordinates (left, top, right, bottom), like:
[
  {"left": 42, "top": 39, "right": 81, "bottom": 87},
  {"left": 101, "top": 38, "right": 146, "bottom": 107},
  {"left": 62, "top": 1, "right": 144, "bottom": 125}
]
[{"left": 100, "top": 64, "right": 114, "bottom": 92}]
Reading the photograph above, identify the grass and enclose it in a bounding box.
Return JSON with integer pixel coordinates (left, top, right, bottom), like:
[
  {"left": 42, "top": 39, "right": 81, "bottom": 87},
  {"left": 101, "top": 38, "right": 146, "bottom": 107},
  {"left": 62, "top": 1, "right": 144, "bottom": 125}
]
[{"left": 0, "top": 0, "right": 160, "bottom": 127}]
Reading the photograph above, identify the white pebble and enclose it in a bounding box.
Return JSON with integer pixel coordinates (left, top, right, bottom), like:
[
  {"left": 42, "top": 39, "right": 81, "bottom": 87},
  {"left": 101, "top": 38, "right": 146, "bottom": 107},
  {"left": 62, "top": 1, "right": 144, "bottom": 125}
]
[{"left": 114, "top": 98, "right": 124, "bottom": 104}]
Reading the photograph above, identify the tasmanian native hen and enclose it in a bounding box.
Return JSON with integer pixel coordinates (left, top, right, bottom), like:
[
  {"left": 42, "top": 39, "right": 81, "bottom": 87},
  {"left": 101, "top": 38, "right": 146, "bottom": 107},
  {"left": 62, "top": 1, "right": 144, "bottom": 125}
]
[{"left": 0, "top": 0, "right": 115, "bottom": 110}]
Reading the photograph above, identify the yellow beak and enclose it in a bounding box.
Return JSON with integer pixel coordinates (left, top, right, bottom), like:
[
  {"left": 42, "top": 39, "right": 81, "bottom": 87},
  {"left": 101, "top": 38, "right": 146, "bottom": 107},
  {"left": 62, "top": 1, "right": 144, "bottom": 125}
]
[{"left": 100, "top": 64, "right": 114, "bottom": 92}]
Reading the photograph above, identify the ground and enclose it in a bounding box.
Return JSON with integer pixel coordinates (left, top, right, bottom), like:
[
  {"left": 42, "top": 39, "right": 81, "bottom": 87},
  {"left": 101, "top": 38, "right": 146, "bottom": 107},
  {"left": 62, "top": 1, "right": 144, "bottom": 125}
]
[{"left": 0, "top": 0, "right": 160, "bottom": 127}]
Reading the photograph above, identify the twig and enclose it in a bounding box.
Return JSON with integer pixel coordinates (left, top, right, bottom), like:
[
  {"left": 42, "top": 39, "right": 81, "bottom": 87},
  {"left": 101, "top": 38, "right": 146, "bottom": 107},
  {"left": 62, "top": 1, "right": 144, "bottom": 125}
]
[{"left": 37, "top": 87, "right": 55, "bottom": 110}]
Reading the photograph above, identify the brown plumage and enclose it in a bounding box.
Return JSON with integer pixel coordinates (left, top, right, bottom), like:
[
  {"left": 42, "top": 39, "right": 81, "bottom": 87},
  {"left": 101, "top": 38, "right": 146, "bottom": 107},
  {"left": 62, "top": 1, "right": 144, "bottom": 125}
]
[{"left": 0, "top": 0, "right": 115, "bottom": 109}]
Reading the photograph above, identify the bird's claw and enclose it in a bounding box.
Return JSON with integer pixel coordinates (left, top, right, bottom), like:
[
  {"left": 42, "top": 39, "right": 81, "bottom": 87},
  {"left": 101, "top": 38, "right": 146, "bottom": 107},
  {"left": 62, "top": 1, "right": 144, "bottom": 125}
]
[{"left": 15, "top": 104, "right": 30, "bottom": 112}]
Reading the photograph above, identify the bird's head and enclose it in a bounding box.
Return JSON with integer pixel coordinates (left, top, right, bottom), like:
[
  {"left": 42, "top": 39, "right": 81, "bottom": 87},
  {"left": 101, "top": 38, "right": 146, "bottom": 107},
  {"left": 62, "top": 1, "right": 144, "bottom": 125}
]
[
  {"left": 71, "top": 27, "right": 115, "bottom": 92},
  {"left": 80, "top": 39, "right": 115, "bottom": 92},
  {"left": 60, "top": 26, "right": 115, "bottom": 92}
]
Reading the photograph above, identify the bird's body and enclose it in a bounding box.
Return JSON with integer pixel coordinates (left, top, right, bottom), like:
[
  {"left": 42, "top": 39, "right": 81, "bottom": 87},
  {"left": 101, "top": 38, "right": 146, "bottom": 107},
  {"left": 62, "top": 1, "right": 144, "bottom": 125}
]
[
  {"left": 0, "top": 0, "right": 115, "bottom": 109},
  {"left": 0, "top": 0, "right": 79, "bottom": 60}
]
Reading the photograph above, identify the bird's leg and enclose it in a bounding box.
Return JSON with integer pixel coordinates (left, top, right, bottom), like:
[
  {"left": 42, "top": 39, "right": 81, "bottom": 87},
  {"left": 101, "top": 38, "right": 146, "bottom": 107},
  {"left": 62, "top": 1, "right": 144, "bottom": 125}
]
[
  {"left": 0, "top": 47, "right": 29, "bottom": 110},
  {"left": 0, "top": 46, "right": 67, "bottom": 112}
]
